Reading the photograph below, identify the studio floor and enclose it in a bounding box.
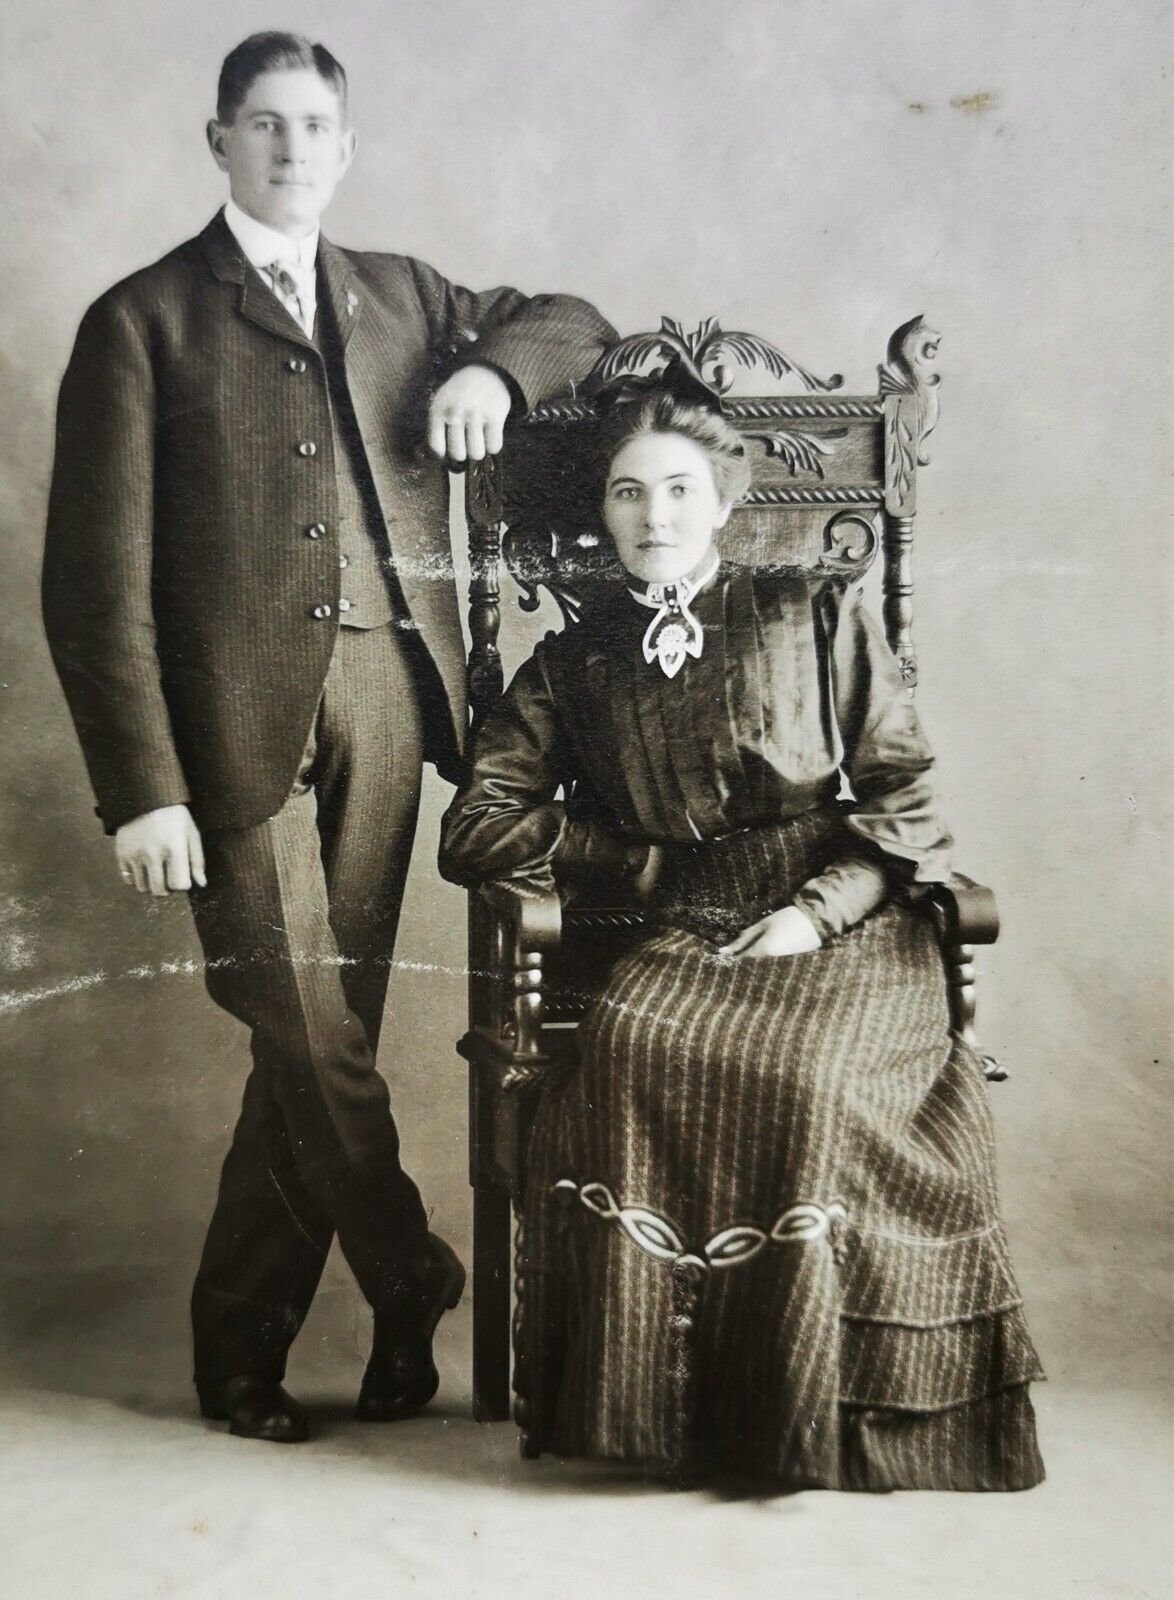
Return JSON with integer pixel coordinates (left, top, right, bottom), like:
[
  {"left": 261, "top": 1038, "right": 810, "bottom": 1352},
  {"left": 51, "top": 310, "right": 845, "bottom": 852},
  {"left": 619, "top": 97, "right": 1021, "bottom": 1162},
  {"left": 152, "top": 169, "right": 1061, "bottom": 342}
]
[{"left": 0, "top": 1277, "right": 1168, "bottom": 1600}]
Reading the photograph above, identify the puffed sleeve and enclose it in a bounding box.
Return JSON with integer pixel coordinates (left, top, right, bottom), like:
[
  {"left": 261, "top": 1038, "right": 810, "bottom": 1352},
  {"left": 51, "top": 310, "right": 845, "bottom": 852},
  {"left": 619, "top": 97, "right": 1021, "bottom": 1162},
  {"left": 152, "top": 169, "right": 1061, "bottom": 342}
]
[
  {"left": 439, "top": 645, "right": 643, "bottom": 890},
  {"left": 789, "top": 581, "right": 953, "bottom": 940}
]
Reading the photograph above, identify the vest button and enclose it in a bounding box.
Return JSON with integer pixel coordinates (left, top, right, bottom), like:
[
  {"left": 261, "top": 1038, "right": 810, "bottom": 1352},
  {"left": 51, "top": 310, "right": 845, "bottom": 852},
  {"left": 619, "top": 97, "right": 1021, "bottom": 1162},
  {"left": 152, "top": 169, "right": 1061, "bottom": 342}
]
[
  {"left": 297, "top": 441, "right": 317, "bottom": 457},
  {"left": 339, "top": 554, "right": 349, "bottom": 568},
  {"left": 338, "top": 598, "right": 353, "bottom": 613},
  {"left": 306, "top": 523, "right": 326, "bottom": 539},
  {"left": 287, "top": 358, "right": 307, "bottom": 373},
  {"left": 310, "top": 603, "right": 332, "bottom": 620}
]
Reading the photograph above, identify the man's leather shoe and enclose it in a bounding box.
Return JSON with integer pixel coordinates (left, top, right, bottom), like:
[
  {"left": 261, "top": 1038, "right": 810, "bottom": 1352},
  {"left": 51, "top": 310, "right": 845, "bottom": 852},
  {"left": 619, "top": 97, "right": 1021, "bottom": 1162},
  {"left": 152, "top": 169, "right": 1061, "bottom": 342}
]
[
  {"left": 356, "top": 1336, "right": 440, "bottom": 1423},
  {"left": 199, "top": 1375, "right": 309, "bottom": 1443},
  {"left": 357, "top": 1233, "right": 466, "bottom": 1422}
]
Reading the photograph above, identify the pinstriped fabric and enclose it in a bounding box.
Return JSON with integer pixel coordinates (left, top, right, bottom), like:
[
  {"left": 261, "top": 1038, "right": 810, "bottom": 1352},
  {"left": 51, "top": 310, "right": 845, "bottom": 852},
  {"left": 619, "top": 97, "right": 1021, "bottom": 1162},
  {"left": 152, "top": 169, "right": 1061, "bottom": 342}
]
[
  {"left": 841, "top": 1388, "right": 1042, "bottom": 1492},
  {"left": 315, "top": 291, "right": 396, "bottom": 631},
  {"left": 189, "top": 628, "right": 431, "bottom": 1386},
  {"left": 43, "top": 211, "right": 614, "bottom": 832},
  {"left": 516, "top": 810, "right": 1044, "bottom": 1489}
]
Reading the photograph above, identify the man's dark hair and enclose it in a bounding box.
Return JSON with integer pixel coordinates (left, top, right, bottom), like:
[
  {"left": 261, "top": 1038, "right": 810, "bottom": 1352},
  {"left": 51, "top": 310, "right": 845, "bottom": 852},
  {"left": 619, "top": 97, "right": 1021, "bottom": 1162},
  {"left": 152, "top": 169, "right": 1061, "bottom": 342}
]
[{"left": 216, "top": 32, "right": 348, "bottom": 124}]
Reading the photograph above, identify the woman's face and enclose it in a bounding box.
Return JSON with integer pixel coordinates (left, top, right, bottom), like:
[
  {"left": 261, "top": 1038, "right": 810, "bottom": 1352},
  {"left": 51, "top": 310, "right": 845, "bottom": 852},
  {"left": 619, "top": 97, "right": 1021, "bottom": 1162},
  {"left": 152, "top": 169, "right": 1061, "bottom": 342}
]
[{"left": 603, "top": 431, "right": 732, "bottom": 586}]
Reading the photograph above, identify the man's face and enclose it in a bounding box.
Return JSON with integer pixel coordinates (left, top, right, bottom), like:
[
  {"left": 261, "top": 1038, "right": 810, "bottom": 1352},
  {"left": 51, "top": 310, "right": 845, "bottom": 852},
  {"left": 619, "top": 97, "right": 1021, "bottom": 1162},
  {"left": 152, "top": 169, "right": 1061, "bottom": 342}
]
[{"left": 207, "top": 68, "right": 356, "bottom": 237}]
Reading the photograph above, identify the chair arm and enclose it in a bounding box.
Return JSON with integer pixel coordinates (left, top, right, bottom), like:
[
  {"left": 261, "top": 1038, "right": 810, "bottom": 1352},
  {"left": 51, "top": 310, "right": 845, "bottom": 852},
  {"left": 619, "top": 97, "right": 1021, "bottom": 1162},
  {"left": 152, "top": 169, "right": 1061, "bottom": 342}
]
[
  {"left": 922, "top": 874, "right": 1008, "bottom": 1082},
  {"left": 475, "top": 880, "right": 563, "bottom": 1073},
  {"left": 479, "top": 879, "right": 563, "bottom": 952},
  {"left": 923, "top": 873, "right": 999, "bottom": 946}
]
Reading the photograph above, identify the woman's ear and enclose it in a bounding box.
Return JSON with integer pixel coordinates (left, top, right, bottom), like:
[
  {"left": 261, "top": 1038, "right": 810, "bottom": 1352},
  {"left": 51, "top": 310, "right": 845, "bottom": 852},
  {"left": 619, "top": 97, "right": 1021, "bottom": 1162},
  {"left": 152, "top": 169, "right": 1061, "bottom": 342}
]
[{"left": 714, "top": 500, "right": 734, "bottom": 531}]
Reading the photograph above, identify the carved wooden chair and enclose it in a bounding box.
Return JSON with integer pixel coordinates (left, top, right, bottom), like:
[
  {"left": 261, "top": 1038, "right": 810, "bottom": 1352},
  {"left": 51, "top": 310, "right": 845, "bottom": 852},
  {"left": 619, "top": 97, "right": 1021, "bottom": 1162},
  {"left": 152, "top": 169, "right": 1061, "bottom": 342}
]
[{"left": 456, "top": 316, "right": 1005, "bottom": 1430}]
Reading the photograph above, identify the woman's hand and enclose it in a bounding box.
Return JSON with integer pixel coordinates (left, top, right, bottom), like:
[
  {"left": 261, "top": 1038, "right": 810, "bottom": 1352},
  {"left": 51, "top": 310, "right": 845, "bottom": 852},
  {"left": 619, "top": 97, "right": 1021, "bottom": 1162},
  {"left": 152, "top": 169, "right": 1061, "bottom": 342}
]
[{"left": 717, "top": 905, "right": 821, "bottom": 959}]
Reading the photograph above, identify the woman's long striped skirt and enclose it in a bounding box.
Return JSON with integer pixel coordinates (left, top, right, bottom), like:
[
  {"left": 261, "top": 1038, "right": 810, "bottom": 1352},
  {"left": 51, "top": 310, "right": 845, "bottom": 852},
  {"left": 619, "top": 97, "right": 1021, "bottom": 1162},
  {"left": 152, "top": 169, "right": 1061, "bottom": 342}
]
[{"left": 515, "top": 810, "right": 1045, "bottom": 1489}]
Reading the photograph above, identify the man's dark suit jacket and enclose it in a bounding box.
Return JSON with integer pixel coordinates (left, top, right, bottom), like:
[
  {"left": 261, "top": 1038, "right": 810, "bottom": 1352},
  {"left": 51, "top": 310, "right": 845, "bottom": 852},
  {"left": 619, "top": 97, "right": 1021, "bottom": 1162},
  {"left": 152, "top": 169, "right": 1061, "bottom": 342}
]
[{"left": 43, "top": 211, "right": 613, "bottom": 833}]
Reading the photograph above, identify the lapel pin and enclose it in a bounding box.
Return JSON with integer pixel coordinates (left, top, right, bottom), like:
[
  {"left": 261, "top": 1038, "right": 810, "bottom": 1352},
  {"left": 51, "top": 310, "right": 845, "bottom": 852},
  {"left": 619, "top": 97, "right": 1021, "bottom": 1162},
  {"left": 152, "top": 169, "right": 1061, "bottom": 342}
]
[{"left": 346, "top": 290, "right": 359, "bottom": 317}]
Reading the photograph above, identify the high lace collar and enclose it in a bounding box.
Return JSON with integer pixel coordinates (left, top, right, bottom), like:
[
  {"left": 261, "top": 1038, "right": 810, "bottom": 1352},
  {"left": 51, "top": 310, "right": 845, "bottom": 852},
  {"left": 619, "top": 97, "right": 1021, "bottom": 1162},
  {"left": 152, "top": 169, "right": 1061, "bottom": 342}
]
[
  {"left": 623, "top": 552, "right": 721, "bottom": 678},
  {"left": 624, "top": 549, "right": 721, "bottom": 611}
]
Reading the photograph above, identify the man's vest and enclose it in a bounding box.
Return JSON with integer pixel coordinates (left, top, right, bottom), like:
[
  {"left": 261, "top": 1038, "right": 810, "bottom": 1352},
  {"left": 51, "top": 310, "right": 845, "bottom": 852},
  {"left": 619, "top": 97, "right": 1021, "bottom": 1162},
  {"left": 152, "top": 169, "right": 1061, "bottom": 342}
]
[{"left": 315, "top": 286, "right": 401, "bottom": 631}]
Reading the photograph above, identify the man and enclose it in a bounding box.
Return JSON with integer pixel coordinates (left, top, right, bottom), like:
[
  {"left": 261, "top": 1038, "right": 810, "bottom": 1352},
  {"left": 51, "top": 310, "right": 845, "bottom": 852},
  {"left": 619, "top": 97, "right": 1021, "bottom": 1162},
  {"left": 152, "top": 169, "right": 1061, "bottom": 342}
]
[{"left": 42, "top": 31, "right": 613, "bottom": 1444}]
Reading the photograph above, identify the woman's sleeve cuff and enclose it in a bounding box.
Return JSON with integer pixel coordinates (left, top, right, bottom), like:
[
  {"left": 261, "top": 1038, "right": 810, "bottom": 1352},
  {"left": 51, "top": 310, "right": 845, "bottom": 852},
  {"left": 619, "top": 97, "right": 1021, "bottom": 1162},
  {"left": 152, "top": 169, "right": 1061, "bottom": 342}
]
[
  {"left": 554, "top": 819, "right": 643, "bottom": 881},
  {"left": 789, "top": 857, "right": 891, "bottom": 941}
]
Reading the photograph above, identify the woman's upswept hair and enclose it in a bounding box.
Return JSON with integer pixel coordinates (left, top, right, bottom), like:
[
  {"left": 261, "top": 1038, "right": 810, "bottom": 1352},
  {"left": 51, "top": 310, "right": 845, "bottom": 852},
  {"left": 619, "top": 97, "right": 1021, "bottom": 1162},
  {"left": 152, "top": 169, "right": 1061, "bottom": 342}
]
[
  {"left": 216, "top": 32, "right": 348, "bottom": 125},
  {"left": 597, "top": 394, "right": 752, "bottom": 506}
]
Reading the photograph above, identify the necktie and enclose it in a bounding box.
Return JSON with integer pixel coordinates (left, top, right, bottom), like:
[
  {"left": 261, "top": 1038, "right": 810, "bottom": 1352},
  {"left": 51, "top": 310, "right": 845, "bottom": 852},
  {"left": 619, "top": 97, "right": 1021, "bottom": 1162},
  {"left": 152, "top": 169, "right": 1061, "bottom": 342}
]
[{"left": 266, "top": 260, "right": 311, "bottom": 335}]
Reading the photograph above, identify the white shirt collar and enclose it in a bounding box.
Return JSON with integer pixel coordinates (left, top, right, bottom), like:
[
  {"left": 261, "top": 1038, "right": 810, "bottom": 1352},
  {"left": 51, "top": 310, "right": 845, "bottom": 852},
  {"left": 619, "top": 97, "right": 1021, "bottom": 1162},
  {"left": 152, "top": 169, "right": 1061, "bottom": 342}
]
[{"left": 223, "top": 199, "right": 319, "bottom": 275}]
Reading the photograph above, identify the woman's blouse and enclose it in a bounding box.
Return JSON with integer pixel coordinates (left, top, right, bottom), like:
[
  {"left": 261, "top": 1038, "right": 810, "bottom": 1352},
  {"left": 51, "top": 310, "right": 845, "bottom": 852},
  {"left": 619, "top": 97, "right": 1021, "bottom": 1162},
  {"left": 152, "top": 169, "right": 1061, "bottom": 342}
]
[{"left": 439, "top": 563, "right": 953, "bottom": 940}]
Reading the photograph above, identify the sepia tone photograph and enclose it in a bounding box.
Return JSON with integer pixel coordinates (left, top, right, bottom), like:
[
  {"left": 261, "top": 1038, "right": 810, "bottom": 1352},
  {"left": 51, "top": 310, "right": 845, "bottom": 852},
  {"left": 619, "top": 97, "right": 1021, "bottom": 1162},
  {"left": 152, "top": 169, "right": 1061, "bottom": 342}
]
[{"left": 0, "top": 2, "right": 1168, "bottom": 1596}]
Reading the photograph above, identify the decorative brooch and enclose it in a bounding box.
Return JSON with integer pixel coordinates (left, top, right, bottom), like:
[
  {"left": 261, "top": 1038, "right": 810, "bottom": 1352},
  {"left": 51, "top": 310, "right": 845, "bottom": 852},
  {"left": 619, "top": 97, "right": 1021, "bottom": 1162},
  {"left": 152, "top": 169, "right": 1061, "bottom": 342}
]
[{"left": 627, "top": 553, "right": 719, "bottom": 679}]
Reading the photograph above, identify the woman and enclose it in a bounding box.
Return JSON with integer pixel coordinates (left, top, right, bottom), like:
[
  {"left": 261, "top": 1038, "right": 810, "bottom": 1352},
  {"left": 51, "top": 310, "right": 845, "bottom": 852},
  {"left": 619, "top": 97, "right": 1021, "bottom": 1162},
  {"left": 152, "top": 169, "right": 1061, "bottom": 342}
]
[{"left": 439, "top": 384, "right": 1044, "bottom": 1490}]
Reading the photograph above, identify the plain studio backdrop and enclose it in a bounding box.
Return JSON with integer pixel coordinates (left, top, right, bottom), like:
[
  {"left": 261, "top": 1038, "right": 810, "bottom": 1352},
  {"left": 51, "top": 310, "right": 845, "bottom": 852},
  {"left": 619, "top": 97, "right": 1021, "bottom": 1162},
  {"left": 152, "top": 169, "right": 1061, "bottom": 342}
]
[{"left": 0, "top": 1, "right": 1169, "bottom": 1595}]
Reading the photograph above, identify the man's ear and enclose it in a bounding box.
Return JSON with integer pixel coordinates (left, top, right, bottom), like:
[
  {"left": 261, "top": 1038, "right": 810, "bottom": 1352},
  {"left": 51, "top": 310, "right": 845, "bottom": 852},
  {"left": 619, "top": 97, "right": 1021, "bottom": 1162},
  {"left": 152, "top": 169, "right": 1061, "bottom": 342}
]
[
  {"left": 339, "top": 127, "right": 358, "bottom": 175},
  {"left": 206, "top": 119, "right": 230, "bottom": 171}
]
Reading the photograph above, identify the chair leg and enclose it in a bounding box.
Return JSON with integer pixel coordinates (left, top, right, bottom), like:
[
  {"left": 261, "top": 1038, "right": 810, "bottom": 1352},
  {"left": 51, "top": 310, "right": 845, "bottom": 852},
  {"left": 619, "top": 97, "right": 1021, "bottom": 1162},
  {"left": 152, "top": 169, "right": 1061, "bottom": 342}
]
[{"left": 472, "top": 1178, "right": 512, "bottom": 1422}]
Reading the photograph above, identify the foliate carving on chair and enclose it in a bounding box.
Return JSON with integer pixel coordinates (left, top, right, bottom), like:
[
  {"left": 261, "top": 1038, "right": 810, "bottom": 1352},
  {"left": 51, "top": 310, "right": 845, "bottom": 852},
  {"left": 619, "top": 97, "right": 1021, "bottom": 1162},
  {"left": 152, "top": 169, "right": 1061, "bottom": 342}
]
[
  {"left": 500, "top": 522, "right": 600, "bottom": 625},
  {"left": 467, "top": 453, "right": 505, "bottom": 529},
  {"left": 745, "top": 426, "right": 848, "bottom": 479},
  {"left": 876, "top": 317, "right": 941, "bottom": 688},
  {"left": 578, "top": 315, "right": 844, "bottom": 400},
  {"left": 815, "top": 511, "right": 881, "bottom": 578},
  {"left": 879, "top": 315, "right": 941, "bottom": 513}
]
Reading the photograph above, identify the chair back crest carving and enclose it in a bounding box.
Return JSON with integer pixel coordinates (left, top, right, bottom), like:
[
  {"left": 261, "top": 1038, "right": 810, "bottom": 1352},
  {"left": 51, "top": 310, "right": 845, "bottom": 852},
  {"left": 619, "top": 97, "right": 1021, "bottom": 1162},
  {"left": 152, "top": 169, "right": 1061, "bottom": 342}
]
[{"left": 464, "top": 316, "right": 940, "bottom": 721}]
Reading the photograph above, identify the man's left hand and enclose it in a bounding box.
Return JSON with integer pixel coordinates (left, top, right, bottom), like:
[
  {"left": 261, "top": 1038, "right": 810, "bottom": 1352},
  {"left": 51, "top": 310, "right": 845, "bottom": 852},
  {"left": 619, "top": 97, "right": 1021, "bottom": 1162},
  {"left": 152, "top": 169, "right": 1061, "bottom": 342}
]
[{"left": 427, "top": 365, "right": 511, "bottom": 464}]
